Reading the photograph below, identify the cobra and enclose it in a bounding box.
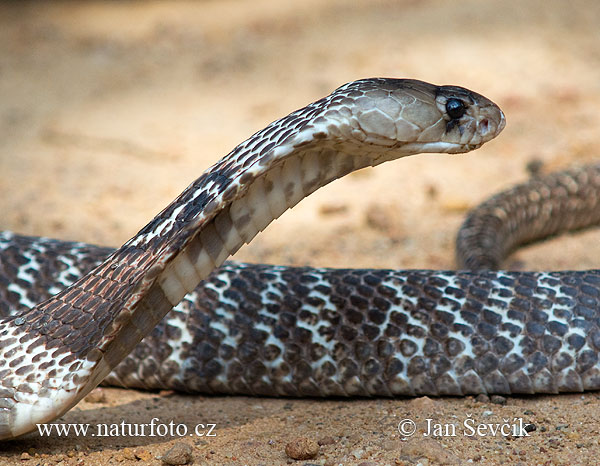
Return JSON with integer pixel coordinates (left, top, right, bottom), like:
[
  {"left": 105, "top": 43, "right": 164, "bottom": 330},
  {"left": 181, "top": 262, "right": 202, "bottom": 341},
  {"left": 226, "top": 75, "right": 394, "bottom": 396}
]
[{"left": 0, "top": 78, "right": 506, "bottom": 440}]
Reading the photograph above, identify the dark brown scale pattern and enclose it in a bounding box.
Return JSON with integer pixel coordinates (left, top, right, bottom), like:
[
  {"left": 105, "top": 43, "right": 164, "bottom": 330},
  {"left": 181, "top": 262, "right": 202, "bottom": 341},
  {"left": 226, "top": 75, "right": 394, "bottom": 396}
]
[
  {"left": 0, "top": 80, "right": 345, "bottom": 401},
  {"left": 3, "top": 233, "right": 600, "bottom": 396},
  {"left": 0, "top": 237, "right": 142, "bottom": 361}
]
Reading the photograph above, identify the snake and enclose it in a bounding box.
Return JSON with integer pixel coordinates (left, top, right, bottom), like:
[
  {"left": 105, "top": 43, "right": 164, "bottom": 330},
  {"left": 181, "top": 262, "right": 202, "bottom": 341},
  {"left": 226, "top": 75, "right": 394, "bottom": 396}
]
[{"left": 0, "top": 76, "right": 541, "bottom": 441}]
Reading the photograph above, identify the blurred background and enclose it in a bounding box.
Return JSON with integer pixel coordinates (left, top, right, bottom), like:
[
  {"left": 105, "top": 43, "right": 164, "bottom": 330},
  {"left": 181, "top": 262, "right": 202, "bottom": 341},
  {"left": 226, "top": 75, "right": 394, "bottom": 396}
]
[{"left": 1, "top": 0, "right": 600, "bottom": 271}]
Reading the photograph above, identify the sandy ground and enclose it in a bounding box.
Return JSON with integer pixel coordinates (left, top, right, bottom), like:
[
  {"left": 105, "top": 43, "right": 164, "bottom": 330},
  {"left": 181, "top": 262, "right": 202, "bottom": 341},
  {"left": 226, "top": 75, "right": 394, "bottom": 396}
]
[{"left": 2, "top": 0, "right": 600, "bottom": 464}]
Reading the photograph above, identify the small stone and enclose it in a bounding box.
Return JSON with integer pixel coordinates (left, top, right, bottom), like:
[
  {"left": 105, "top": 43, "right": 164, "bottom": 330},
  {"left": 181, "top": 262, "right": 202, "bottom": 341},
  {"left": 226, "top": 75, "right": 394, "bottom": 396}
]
[
  {"left": 83, "top": 388, "right": 106, "bottom": 403},
  {"left": 160, "top": 442, "right": 193, "bottom": 465},
  {"left": 401, "top": 438, "right": 460, "bottom": 464},
  {"left": 134, "top": 448, "right": 153, "bottom": 461},
  {"left": 318, "top": 436, "right": 335, "bottom": 446},
  {"left": 409, "top": 396, "right": 437, "bottom": 412},
  {"left": 347, "top": 433, "right": 361, "bottom": 443},
  {"left": 20, "top": 452, "right": 31, "bottom": 460},
  {"left": 285, "top": 437, "right": 319, "bottom": 460},
  {"left": 425, "top": 184, "right": 438, "bottom": 199},
  {"left": 319, "top": 203, "right": 348, "bottom": 216},
  {"left": 441, "top": 198, "right": 471, "bottom": 213},
  {"left": 490, "top": 395, "right": 507, "bottom": 405},
  {"left": 365, "top": 203, "right": 392, "bottom": 232},
  {"left": 382, "top": 439, "right": 402, "bottom": 451},
  {"left": 121, "top": 448, "right": 136, "bottom": 460},
  {"left": 526, "top": 158, "right": 544, "bottom": 177},
  {"left": 475, "top": 394, "right": 490, "bottom": 403},
  {"left": 524, "top": 424, "right": 537, "bottom": 433},
  {"left": 351, "top": 449, "right": 364, "bottom": 459}
]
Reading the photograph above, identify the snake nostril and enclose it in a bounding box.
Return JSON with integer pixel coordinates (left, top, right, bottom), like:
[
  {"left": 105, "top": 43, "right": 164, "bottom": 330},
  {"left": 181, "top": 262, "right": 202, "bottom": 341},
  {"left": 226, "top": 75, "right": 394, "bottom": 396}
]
[{"left": 480, "top": 118, "right": 489, "bottom": 134}]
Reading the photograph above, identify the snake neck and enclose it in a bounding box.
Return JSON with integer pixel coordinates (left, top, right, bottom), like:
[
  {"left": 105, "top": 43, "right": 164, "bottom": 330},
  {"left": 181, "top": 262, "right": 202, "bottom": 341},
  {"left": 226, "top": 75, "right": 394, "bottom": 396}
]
[{"left": 0, "top": 97, "right": 379, "bottom": 439}]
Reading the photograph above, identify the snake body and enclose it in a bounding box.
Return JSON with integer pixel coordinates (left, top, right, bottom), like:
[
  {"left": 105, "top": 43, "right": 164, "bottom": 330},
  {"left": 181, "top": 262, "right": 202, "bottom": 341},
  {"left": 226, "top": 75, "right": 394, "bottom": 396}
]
[{"left": 0, "top": 78, "right": 509, "bottom": 439}]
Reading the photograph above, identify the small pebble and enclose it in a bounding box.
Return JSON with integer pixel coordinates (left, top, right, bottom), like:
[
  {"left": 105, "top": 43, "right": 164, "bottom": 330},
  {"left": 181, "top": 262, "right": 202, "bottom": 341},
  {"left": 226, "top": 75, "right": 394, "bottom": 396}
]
[
  {"left": 525, "top": 424, "right": 537, "bottom": 433},
  {"left": 318, "top": 436, "right": 335, "bottom": 446},
  {"left": 566, "top": 431, "right": 580, "bottom": 440},
  {"left": 285, "top": 437, "right": 319, "bottom": 460},
  {"left": 20, "top": 452, "right": 31, "bottom": 460},
  {"left": 83, "top": 388, "right": 105, "bottom": 404},
  {"left": 475, "top": 394, "right": 490, "bottom": 403},
  {"left": 526, "top": 158, "right": 544, "bottom": 177},
  {"left": 160, "top": 442, "right": 193, "bottom": 465},
  {"left": 425, "top": 184, "right": 438, "bottom": 199},
  {"left": 351, "top": 448, "right": 364, "bottom": 459},
  {"left": 401, "top": 437, "right": 460, "bottom": 464},
  {"left": 440, "top": 198, "right": 471, "bottom": 213},
  {"left": 134, "top": 448, "right": 153, "bottom": 461},
  {"left": 364, "top": 203, "right": 392, "bottom": 232},
  {"left": 382, "top": 439, "right": 402, "bottom": 451},
  {"left": 409, "top": 396, "right": 437, "bottom": 412},
  {"left": 490, "top": 395, "right": 507, "bottom": 406},
  {"left": 319, "top": 203, "right": 348, "bottom": 215},
  {"left": 122, "top": 448, "right": 136, "bottom": 460}
]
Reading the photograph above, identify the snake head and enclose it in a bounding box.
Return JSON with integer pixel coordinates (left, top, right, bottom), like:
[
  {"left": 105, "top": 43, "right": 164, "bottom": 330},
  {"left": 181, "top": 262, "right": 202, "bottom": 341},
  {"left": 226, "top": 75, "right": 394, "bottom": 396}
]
[
  {"left": 431, "top": 84, "right": 506, "bottom": 152},
  {"left": 325, "top": 78, "right": 505, "bottom": 163}
]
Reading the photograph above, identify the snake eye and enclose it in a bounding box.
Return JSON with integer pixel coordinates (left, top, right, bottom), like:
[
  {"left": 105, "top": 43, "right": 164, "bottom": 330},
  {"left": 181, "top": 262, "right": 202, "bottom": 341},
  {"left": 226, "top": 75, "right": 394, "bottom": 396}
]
[{"left": 446, "top": 98, "right": 466, "bottom": 120}]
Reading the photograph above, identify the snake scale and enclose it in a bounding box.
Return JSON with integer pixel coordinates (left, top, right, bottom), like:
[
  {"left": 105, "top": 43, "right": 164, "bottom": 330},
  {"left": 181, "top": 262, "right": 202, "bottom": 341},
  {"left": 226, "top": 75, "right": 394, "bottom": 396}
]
[{"left": 2, "top": 77, "right": 593, "bottom": 441}]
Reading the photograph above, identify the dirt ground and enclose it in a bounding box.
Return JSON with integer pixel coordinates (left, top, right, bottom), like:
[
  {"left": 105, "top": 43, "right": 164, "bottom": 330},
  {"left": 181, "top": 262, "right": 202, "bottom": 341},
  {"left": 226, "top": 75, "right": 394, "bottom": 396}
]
[{"left": 2, "top": 0, "right": 600, "bottom": 464}]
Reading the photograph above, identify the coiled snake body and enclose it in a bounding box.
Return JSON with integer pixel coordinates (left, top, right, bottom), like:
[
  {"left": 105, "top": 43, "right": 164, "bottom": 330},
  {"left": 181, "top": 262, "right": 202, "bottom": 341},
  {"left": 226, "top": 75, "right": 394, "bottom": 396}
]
[{"left": 4, "top": 77, "right": 586, "bottom": 441}]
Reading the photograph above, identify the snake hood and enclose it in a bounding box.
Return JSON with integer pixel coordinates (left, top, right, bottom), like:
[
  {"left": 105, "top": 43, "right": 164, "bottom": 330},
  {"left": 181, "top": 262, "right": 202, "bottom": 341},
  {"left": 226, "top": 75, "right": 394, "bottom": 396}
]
[{"left": 326, "top": 78, "right": 505, "bottom": 162}]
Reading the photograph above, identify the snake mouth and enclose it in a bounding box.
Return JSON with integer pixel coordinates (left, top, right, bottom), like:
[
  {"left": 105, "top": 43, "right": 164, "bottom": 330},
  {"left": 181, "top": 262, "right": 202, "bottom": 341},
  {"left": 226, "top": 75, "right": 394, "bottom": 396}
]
[
  {"left": 392, "top": 141, "right": 480, "bottom": 156},
  {"left": 481, "top": 107, "right": 506, "bottom": 139},
  {"left": 460, "top": 107, "right": 505, "bottom": 150},
  {"left": 447, "top": 143, "right": 483, "bottom": 154}
]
